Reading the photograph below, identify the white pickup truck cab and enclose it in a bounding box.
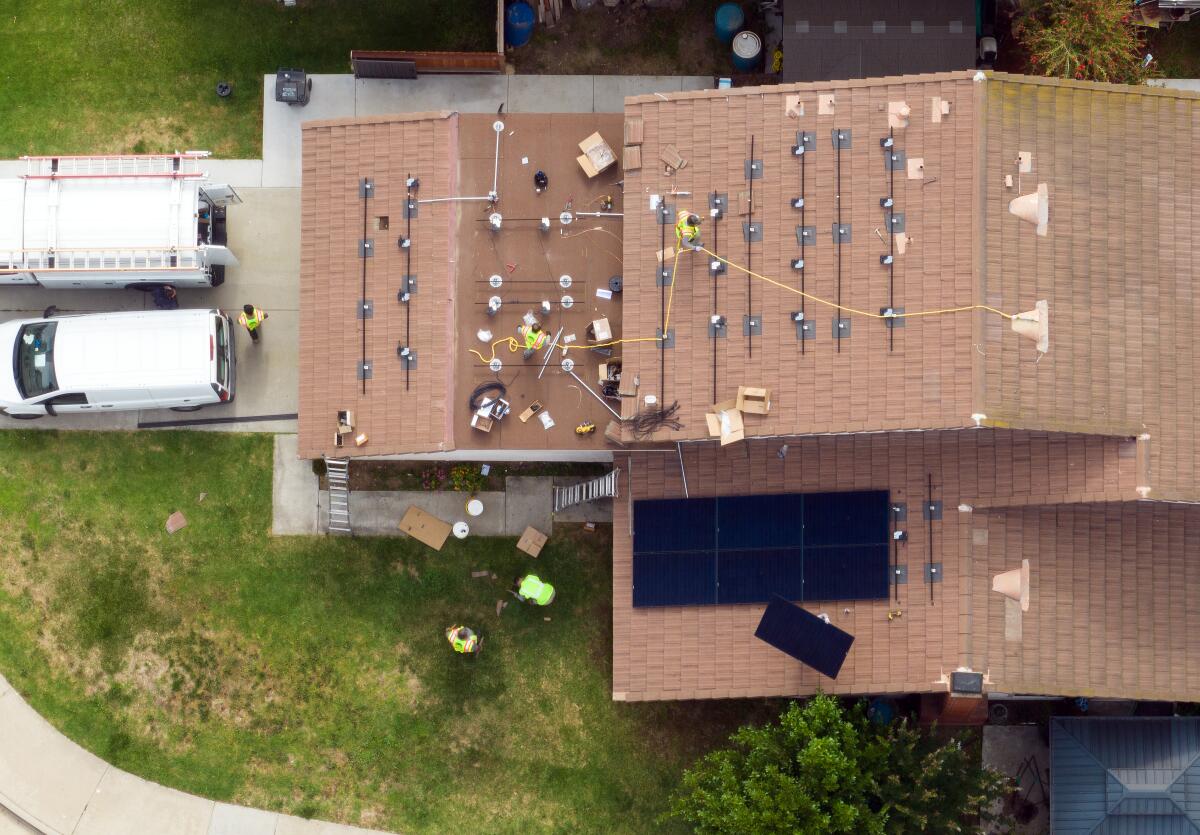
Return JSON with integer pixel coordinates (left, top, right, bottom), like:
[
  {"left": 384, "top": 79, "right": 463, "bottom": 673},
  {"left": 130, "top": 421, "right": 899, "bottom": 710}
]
[{"left": 0, "top": 309, "right": 235, "bottom": 418}]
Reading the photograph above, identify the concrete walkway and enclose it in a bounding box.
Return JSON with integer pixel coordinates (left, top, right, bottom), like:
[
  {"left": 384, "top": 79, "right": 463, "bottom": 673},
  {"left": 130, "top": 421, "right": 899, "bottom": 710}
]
[
  {"left": 272, "top": 435, "right": 319, "bottom": 535},
  {"left": 261, "top": 73, "right": 713, "bottom": 187},
  {"left": 0, "top": 674, "right": 393, "bottom": 835}
]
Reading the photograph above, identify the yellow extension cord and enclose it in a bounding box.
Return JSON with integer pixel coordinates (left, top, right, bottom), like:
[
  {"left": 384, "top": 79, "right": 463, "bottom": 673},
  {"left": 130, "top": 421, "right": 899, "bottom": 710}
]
[{"left": 467, "top": 245, "right": 1013, "bottom": 364}]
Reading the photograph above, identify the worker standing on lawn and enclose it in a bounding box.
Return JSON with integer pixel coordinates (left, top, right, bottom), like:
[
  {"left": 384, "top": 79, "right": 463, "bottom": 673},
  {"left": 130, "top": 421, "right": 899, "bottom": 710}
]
[
  {"left": 445, "top": 625, "right": 481, "bottom": 654},
  {"left": 517, "top": 322, "right": 547, "bottom": 360},
  {"left": 675, "top": 210, "right": 702, "bottom": 251},
  {"left": 513, "top": 574, "right": 556, "bottom": 606},
  {"left": 238, "top": 304, "right": 268, "bottom": 343}
]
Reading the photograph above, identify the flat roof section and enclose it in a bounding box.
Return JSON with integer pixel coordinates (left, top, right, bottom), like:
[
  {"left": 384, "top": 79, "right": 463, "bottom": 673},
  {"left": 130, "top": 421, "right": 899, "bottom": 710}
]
[{"left": 452, "top": 113, "right": 626, "bottom": 452}]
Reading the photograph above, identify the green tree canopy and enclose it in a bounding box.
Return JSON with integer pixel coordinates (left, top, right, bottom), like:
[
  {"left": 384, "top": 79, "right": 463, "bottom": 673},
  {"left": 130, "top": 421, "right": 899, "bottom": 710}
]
[
  {"left": 1015, "top": 0, "right": 1154, "bottom": 84},
  {"left": 667, "top": 695, "right": 1011, "bottom": 834}
]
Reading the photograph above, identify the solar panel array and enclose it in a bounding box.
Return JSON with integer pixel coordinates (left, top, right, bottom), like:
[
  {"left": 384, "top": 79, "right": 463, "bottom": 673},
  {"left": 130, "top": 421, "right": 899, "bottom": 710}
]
[{"left": 632, "top": 490, "right": 890, "bottom": 607}]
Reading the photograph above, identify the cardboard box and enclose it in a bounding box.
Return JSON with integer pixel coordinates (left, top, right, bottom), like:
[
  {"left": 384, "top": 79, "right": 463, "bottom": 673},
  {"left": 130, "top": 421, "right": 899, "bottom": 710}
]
[
  {"left": 398, "top": 506, "right": 452, "bottom": 551},
  {"left": 517, "top": 526, "right": 548, "bottom": 558},
  {"left": 624, "top": 117, "right": 644, "bottom": 146},
  {"left": 519, "top": 402, "right": 543, "bottom": 423},
  {"left": 705, "top": 399, "right": 744, "bottom": 446},
  {"left": 470, "top": 413, "right": 494, "bottom": 433},
  {"left": 577, "top": 132, "right": 616, "bottom": 178},
  {"left": 354, "top": 432, "right": 369, "bottom": 447},
  {"left": 736, "top": 386, "right": 772, "bottom": 415},
  {"left": 656, "top": 245, "right": 676, "bottom": 263},
  {"left": 336, "top": 410, "right": 354, "bottom": 435},
  {"left": 618, "top": 369, "right": 637, "bottom": 397},
  {"left": 589, "top": 317, "right": 612, "bottom": 342}
]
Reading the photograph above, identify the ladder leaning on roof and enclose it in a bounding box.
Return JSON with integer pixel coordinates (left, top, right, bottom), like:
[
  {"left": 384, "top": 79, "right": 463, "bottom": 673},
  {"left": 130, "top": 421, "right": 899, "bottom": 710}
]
[
  {"left": 325, "top": 457, "right": 352, "bottom": 534},
  {"left": 553, "top": 469, "right": 620, "bottom": 513}
]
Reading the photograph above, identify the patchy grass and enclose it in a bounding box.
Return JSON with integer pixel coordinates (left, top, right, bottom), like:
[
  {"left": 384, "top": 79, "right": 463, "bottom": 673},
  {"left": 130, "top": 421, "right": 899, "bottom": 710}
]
[
  {"left": 509, "top": 2, "right": 731, "bottom": 76},
  {"left": 0, "top": 0, "right": 493, "bottom": 157},
  {"left": 0, "top": 431, "right": 782, "bottom": 833}
]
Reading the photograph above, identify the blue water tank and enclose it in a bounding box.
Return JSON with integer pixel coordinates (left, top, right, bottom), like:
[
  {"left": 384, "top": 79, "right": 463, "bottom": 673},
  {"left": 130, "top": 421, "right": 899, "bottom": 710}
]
[
  {"left": 731, "top": 30, "right": 762, "bottom": 72},
  {"left": 714, "top": 3, "right": 745, "bottom": 44},
  {"left": 505, "top": 1, "right": 536, "bottom": 49}
]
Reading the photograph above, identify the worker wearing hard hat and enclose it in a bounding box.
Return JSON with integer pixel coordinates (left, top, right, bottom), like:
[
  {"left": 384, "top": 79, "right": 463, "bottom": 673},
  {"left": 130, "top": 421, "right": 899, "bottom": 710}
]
[
  {"left": 675, "top": 210, "right": 702, "bottom": 251},
  {"left": 517, "top": 322, "right": 547, "bottom": 359},
  {"left": 513, "top": 574, "right": 556, "bottom": 606},
  {"left": 445, "top": 625, "right": 481, "bottom": 654}
]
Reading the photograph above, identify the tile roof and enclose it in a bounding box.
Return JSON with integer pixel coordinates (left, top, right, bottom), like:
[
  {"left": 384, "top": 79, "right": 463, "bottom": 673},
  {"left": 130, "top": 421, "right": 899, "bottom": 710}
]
[
  {"left": 612, "top": 429, "right": 1143, "bottom": 702},
  {"left": 977, "top": 74, "right": 1200, "bottom": 502},
  {"left": 299, "top": 112, "right": 457, "bottom": 459},
  {"left": 617, "top": 72, "right": 1200, "bottom": 502}
]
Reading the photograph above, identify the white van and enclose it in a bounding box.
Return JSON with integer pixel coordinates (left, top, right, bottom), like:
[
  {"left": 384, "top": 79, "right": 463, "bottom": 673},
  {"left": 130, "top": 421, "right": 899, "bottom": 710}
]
[{"left": 0, "top": 309, "right": 235, "bottom": 418}]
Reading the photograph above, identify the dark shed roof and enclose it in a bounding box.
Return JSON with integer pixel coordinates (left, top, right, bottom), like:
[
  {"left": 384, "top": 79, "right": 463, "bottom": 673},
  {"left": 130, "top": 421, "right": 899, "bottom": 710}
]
[
  {"left": 781, "top": 0, "right": 977, "bottom": 82},
  {"left": 1051, "top": 718, "right": 1200, "bottom": 834}
]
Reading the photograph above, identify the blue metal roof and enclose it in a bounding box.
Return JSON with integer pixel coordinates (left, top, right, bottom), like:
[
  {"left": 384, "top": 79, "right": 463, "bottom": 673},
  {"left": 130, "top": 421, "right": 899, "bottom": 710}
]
[{"left": 1050, "top": 718, "right": 1200, "bottom": 834}]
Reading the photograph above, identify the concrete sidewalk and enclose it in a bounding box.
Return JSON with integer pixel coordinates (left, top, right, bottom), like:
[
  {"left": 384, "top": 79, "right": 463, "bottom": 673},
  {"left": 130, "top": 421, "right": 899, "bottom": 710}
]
[
  {"left": 262, "top": 73, "right": 713, "bottom": 187},
  {"left": 0, "top": 674, "right": 393, "bottom": 835}
]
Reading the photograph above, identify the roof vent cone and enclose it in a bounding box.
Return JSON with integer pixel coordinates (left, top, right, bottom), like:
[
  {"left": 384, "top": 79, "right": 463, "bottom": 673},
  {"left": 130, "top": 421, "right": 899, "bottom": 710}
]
[
  {"left": 487, "top": 296, "right": 502, "bottom": 316},
  {"left": 1008, "top": 183, "right": 1049, "bottom": 236},
  {"left": 488, "top": 213, "right": 502, "bottom": 231},
  {"left": 540, "top": 300, "right": 552, "bottom": 315},
  {"left": 1011, "top": 299, "right": 1050, "bottom": 354},
  {"left": 992, "top": 559, "right": 1030, "bottom": 612},
  {"left": 539, "top": 217, "right": 551, "bottom": 232}
]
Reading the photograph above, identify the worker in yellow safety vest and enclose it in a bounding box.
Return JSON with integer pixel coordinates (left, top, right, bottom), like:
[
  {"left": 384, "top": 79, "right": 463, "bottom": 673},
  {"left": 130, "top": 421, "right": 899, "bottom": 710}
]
[
  {"left": 675, "top": 210, "right": 702, "bottom": 251},
  {"left": 517, "top": 323, "right": 547, "bottom": 359},
  {"left": 513, "top": 574, "right": 556, "bottom": 606},
  {"left": 445, "top": 625, "right": 481, "bottom": 654},
  {"left": 238, "top": 304, "right": 268, "bottom": 343}
]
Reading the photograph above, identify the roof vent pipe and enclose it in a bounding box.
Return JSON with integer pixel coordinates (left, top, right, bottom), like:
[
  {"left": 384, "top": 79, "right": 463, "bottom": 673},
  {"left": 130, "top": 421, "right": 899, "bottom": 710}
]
[
  {"left": 1008, "top": 183, "right": 1048, "bottom": 236},
  {"left": 1011, "top": 300, "right": 1049, "bottom": 354}
]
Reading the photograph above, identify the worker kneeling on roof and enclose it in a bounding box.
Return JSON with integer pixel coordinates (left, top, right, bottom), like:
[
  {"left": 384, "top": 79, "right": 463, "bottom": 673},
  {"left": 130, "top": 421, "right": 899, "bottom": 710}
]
[
  {"left": 445, "top": 625, "right": 481, "bottom": 654},
  {"left": 514, "top": 574, "right": 556, "bottom": 606},
  {"left": 517, "top": 322, "right": 546, "bottom": 359},
  {"left": 675, "top": 210, "right": 702, "bottom": 251}
]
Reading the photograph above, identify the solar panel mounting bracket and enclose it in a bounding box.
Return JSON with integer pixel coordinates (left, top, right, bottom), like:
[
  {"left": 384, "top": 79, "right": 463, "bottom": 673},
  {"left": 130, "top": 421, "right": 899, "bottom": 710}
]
[
  {"left": 924, "top": 562, "right": 943, "bottom": 583},
  {"left": 832, "top": 223, "right": 852, "bottom": 244},
  {"left": 656, "top": 327, "right": 675, "bottom": 348},
  {"left": 831, "top": 129, "right": 852, "bottom": 149},
  {"left": 832, "top": 317, "right": 851, "bottom": 337},
  {"left": 743, "top": 314, "right": 762, "bottom": 337},
  {"left": 744, "top": 159, "right": 764, "bottom": 180},
  {"left": 357, "top": 299, "right": 374, "bottom": 319},
  {"left": 743, "top": 222, "right": 763, "bottom": 243}
]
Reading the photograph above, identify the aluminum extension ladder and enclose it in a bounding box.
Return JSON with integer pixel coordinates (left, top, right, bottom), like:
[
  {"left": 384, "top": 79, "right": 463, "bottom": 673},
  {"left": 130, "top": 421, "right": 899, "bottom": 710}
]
[
  {"left": 22, "top": 152, "right": 209, "bottom": 178},
  {"left": 552, "top": 468, "right": 620, "bottom": 513},
  {"left": 325, "top": 457, "right": 352, "bottom": 534}
]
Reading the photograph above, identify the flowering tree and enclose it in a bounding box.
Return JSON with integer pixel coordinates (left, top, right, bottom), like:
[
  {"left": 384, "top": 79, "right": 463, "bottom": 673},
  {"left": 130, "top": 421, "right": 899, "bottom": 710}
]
[{"left": 1015, "top": 0, "right": 1153, "bottom": 84}]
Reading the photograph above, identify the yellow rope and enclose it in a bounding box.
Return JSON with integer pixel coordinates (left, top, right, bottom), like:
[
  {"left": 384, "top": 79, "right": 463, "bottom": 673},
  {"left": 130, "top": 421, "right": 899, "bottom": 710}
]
[{"left": 698, "top": 247, "right": 1014, "bottom": 321}]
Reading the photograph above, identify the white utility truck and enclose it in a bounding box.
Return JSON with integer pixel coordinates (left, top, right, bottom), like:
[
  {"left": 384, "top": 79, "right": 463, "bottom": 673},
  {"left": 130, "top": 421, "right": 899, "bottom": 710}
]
[
  {"left": 0, "top": 152, "right": 240, "bottom": 289},
  {"left": 0, "top": 309, "right": 236, "bottom": 417}
]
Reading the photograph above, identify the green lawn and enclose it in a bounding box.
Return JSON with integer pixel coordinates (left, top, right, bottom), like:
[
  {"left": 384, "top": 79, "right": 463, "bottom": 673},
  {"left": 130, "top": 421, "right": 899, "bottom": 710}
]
[
  {"left": 0, "top": 431, "right": 779, "bottom": 833},
  {"left": 0, "top": 1, "right": 492, "bottom": 158}
]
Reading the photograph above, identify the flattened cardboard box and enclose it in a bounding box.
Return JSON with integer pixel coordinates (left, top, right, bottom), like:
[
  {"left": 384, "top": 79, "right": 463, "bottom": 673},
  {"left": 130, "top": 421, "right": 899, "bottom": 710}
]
[
  {"left": 399, "top": 505, "right": 452, "bottom": 551},
  {"left": 704, "top": 399, "right": 744, "bottom": 446}
]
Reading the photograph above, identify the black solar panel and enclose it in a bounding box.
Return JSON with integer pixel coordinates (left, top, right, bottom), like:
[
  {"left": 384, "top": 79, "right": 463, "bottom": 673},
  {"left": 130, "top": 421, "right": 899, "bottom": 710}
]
[
  {"left": 716, "top": 548, "right": 804, "bottom": 604},
  {"left": 803, "top": 544, "right": 890, "bottom": 601},
  {"left": 755, "top": 596, "right": 855, "bottom": 679},
  {"left": 632, "top": 551, "right": 717, "bottom": 607},
  {"left": 633, "top": 497, "right": 716, "bottom": 553},
  {"left": 631, "top": 490, "right": 890, "bottom": 608},
  {"left": 716, "top": 494, "right": 805, "bottom": 549}
]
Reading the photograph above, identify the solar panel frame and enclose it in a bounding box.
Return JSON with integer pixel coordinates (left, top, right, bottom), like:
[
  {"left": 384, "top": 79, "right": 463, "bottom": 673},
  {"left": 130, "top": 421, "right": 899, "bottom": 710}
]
[
  {"left": 802, "top": 544, "right": 891, "bottom": 601},
  {"left": 632, "top": 551, "right": 717, "bottom": 607},
  {"left": 716, "top": 547, "right": 805, "bottom": 604},
  {"left": 633, "top": 497, "right": 717, "bottom": 553}
]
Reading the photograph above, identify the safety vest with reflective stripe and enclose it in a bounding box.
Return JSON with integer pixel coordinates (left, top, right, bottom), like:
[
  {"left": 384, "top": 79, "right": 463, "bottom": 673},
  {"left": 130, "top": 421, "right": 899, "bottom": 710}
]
[
  {"left": 518, "top": 575, "right": 556, "bottom": 606},
  {"left": 446, "top": 626, "right": 478, "bottom": 653},
  {"left": 675, "top": 210, "right": 699, "bottom": 245},
  {"left": 520, "top": 325, "right": 547, "bottom": 351},
  {"left": 238, "top": 307, "right": 266, "bottom": 331}
]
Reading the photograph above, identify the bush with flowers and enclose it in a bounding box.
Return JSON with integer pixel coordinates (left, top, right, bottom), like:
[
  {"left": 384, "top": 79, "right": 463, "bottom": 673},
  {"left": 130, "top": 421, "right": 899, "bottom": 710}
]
[{"left": 1015, "top": 0, "right": 1154, "bottom": 84}]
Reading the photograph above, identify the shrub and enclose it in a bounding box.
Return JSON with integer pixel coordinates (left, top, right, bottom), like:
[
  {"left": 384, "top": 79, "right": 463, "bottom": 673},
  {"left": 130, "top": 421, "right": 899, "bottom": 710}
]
[
  {"left": 1015, "top": 0, "right": 1154, "bottom": 84},
  {"left": 447, "top": 464, "right": 488, "bottom": 493}
]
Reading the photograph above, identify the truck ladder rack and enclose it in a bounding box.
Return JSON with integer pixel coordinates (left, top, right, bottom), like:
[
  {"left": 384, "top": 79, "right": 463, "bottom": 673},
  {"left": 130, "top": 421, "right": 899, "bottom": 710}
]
[
  {"left": 22, "top": 152, "right": 209, "bottom": 179},
  {"left": 0, "top": 247, "right": 204, "bottom": 272}
]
